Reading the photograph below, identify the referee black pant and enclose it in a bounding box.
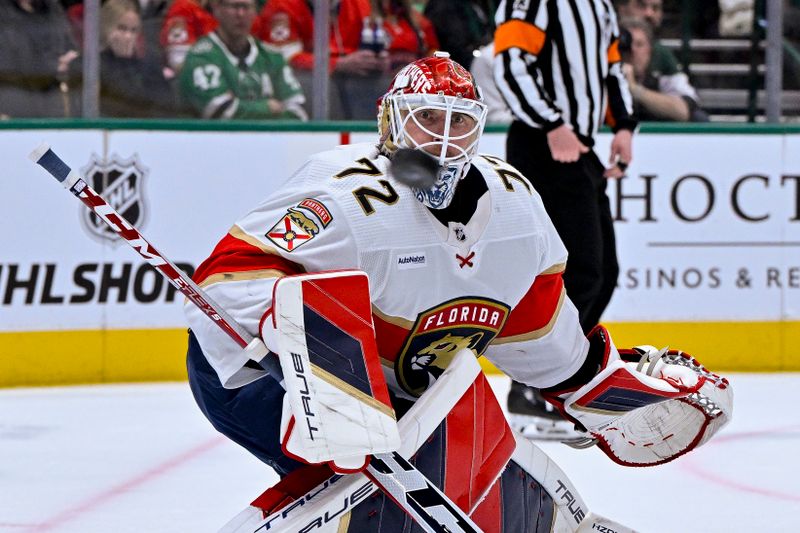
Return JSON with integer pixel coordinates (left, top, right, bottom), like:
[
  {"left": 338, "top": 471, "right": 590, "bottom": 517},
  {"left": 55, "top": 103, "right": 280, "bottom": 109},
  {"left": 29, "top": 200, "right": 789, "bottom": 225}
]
[{"left": 506, "top": 121, "right": 619, "bottom": 333}]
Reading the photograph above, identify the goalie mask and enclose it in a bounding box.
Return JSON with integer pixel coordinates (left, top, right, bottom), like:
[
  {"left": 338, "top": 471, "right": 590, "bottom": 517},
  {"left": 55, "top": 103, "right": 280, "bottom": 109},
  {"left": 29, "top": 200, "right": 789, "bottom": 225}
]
[{"left": 378, "top": 51, "right": 488, "bottom": 209}]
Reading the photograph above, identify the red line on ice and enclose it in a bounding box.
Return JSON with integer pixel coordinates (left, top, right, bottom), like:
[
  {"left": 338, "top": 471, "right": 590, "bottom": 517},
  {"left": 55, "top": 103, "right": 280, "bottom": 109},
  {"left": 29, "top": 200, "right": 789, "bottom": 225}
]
[
  {"left": 25, "top": 435, "right": 226, "bottom": 532},
  {"left": 679, "top": 425, "right": 800, "bottom": 502}
]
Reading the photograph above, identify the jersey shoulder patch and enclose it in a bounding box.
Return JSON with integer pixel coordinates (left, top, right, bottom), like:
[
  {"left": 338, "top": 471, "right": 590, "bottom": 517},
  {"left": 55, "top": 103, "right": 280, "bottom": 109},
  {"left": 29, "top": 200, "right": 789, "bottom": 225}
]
[{"left": 265, "top": 198, "right": 333, "bottom": 252}]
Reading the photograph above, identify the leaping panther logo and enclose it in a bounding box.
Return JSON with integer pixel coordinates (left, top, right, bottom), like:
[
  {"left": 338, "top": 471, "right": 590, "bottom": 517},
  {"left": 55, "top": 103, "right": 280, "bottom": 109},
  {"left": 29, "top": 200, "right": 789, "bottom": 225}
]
[
  {"left": 395, "top": 298, "right": 510, "bottom": 397},
  {"left": 409, "top": 332, "right": 484, "bottom": 390},
  {"left": 287, "top": 208, "right": 320, "bottom": 235}
]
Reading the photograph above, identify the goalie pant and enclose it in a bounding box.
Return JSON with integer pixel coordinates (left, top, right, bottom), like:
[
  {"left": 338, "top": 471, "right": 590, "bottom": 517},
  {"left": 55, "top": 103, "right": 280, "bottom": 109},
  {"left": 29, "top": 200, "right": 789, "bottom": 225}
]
[{"left": 187, "top": 331, "right": 305, "bottom": 476}]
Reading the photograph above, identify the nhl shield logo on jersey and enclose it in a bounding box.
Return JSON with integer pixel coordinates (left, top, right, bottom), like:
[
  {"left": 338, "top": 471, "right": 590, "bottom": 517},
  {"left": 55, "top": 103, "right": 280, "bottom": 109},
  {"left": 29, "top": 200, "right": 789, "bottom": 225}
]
[
  {"left": 396, "top": 297, "right": 510, "bottom": 397},
  {"left": 265, "top": 199, "right": 332, "bottom": 252},
  {"left": 80, "top": 153, "right": 148, "bottom": 244}
]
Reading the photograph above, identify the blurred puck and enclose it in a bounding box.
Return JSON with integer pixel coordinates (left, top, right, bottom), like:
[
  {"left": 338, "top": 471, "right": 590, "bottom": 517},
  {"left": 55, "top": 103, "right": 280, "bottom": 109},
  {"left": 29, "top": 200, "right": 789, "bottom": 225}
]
[{"left": 390, "top": 148, "right": 439, "bottom": 189}]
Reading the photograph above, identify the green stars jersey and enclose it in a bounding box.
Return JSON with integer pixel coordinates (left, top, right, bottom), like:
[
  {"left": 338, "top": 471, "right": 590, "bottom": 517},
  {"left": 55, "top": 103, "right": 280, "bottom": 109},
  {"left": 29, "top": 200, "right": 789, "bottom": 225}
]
[{"left": 179, "top": 32, "right": 307, "bottom": 120}]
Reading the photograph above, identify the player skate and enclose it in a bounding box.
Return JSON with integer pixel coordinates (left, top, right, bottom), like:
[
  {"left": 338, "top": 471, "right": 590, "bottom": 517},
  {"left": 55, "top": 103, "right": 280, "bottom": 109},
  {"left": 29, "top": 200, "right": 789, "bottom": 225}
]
[{"left": 507, "top": 381, "right": 586, "bottom": 442}]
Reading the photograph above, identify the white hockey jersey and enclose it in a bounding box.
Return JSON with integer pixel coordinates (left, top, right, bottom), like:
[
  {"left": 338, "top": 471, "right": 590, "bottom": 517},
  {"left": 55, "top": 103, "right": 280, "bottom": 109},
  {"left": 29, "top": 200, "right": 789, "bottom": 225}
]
[{"left": 186, "top": 142, "right": 589, "bottom": 396}]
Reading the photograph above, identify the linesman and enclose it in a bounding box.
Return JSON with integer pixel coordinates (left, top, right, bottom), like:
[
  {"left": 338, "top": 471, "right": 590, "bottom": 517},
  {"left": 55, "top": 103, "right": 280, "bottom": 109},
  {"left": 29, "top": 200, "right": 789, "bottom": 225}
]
[{"left": 493, "top": 0, "right": 637, "bottom": 439}]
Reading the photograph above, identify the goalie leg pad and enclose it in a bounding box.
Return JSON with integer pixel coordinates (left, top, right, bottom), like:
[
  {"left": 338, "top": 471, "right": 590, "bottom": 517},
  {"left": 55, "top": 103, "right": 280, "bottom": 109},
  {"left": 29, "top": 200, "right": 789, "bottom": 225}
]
[
  {"left": 508, "top": 433, "right": 638, "bottom": 532},
  {"left": 226, "top": 350, "right": 516, "bottom": 532},
  {"left": 474, "top": 460, "right": 556, "bottom": 533},
  {"left": 269, "top": 271, "right": 401, "bottom": 472},
  {"left": 345, "top": 354, "right": 517, "bottom": 529}
]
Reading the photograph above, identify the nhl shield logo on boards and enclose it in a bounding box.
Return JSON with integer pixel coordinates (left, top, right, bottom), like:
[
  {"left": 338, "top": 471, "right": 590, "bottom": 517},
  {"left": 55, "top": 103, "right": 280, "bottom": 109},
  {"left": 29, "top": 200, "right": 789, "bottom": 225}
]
[{"left": 80, "top": 154, "right": 148, "bottom": 244}]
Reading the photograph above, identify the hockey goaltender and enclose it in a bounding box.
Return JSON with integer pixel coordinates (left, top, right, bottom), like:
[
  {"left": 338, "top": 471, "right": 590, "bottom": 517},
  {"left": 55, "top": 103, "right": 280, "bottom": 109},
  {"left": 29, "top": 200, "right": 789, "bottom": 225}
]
[{"left": 182, "top": 52, "right": 733, "bottom": 532}]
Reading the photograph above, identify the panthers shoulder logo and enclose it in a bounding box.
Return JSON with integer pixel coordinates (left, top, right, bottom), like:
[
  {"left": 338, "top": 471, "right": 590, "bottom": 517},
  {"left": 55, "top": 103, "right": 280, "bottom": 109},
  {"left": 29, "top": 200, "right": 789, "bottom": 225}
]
[
  {"left": 396, "top": 297, "right": 510, "bottom": 397},
  {"left": 265, "top": 198, "right": 332, "bottom": 252}
]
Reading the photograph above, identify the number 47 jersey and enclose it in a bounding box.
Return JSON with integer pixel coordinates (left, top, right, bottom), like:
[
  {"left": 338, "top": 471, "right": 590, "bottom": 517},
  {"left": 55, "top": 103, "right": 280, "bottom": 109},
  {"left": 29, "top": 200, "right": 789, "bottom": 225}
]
[{"left": 186, "top": 142, "right": 589, "bottom": 399}]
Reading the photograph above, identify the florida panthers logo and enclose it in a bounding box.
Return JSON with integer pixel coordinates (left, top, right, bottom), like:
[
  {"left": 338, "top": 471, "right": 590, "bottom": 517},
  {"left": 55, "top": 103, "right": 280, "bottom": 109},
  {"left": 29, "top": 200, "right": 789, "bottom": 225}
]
[
  {"left": 80, "top": 153, "right": 148, "bottom": 245},
  {"left": 265, "top": 198, "right": 332, "bottom": 252},
  {"left": 396, "top": 297, "right": 510, "bottom": 397}
]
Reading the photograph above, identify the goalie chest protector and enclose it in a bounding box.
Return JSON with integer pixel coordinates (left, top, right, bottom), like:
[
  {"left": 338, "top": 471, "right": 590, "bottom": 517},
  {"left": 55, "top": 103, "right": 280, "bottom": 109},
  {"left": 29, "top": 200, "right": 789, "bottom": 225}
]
[{"left": 310, "top": 144, "right": 559, "bottom": 398}]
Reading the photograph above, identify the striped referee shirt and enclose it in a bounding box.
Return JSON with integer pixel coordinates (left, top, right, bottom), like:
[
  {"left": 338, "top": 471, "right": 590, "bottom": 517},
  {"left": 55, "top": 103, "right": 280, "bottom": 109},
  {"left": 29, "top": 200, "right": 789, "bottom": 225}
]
[{"left": 493, "top": 0, "right": 637, "bottom": 144}]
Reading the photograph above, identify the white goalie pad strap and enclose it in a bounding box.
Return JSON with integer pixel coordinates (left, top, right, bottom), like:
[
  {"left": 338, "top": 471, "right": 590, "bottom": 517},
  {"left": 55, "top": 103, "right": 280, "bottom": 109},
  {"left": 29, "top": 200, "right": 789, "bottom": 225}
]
[
  {"left": 269, "top": 270, "right": 401, "bottom": 469},
  {"left": 565, "top": 345, "right": 733, "bottom": 466}
]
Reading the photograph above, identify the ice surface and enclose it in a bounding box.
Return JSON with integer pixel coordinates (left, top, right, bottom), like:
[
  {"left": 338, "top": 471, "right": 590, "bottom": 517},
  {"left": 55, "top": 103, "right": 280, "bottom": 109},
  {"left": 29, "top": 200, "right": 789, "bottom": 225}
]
[{"left": 0, "top": 374, "right": 797, "bottom": 532}]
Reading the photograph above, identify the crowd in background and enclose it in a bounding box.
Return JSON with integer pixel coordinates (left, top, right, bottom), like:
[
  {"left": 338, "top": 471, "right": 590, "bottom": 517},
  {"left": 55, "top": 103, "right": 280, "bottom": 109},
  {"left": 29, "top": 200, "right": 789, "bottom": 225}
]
[{"left": 1, "top": 0, "right": 798, "bottom": 122}]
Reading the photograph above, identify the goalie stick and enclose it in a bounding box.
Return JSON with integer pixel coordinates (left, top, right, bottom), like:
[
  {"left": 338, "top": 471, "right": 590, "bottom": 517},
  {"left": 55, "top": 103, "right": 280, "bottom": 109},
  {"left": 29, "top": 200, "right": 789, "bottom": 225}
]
[{"left": 29, "top": 144, "right": 482, "bottom": 533}]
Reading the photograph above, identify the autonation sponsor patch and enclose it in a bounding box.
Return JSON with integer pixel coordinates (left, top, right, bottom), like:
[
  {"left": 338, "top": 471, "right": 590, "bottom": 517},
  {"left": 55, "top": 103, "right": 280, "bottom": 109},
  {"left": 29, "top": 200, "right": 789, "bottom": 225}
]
[{"left": 397, "top": 252, "right": 426, "bottom": 270}]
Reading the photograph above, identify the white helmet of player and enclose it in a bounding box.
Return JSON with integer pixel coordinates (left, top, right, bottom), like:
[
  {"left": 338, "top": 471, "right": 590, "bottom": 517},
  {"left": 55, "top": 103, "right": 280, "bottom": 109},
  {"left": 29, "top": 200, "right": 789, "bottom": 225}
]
[{"left": 378, "top": 51, "right": 488, "bottom": 209}]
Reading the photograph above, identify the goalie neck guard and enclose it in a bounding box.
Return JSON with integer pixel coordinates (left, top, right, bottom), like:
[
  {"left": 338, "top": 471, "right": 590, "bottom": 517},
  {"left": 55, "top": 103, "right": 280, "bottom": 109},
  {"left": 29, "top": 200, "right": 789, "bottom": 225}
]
[{"left": 378, "top": 51, "right": 488, "bottom": 209}]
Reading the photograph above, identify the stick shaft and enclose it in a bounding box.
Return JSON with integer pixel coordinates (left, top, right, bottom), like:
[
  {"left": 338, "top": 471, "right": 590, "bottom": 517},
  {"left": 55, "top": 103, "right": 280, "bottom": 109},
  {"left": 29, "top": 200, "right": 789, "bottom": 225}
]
[{"left": 30, "top": 144, "right": 250, "bottom": 349}]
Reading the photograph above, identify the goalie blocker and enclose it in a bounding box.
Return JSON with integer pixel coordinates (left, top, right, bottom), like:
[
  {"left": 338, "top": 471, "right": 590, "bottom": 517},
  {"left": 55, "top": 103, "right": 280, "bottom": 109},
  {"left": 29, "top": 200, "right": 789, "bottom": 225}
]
[{"left": 188, "top": 271, "right": 401, "bottom": 477}]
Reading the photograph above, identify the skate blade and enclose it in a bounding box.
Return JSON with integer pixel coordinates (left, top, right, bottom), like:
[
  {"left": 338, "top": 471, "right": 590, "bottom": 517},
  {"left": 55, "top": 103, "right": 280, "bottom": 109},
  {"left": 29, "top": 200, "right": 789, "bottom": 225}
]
[{"left": 509, "top": 413, "right": 584, "bottom": 442}]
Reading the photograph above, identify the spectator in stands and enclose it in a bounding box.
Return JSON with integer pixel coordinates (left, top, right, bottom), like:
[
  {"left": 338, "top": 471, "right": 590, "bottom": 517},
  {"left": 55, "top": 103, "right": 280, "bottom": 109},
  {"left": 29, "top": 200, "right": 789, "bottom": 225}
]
[
  {"left": 179, "top": 0, "right": 307, "bottom": 120},
  {"left": 162, "top": 0, "right": 268, "bottom": 74},
  {"left": 619, "top": 0, "right": 663, "bottom": 28},
  {"left": 0, "top": 0, "right": 79, "bottom": 118},
  {"left": 136, "top": 0, "right": 171, "bottom": 68},
  {"left": 63, "top": 0, "right": 169, "bottom": 70},
  {"left": 423, "top": 0, "right": 494, "bottom": 70},
  {"left": 255, "top": 0, "right": 389, "bottom": 119},
  {"left": 161, "top": 0, "right": 218, "bottom": 73},
  {"left": 255, "top": 0, "right": 383, "bottom": 76},
  {"left": 616, "top": 0, "right": 683, "bottom": 78},
  {"left": 371, "top": 0, "right": 439, "bottom": 72},
  {"left": 620, "top": 17, "right": 707, "bottom": 122},
  {"left": 98, "top": 0, "right": 178, "bottom": 117}
]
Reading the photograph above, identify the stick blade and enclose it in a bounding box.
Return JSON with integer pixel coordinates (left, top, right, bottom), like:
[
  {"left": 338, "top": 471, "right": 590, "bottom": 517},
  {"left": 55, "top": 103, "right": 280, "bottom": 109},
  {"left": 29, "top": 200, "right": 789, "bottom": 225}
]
[{"left": 29, "top": 142, "right": 51, "bottom": 163}]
